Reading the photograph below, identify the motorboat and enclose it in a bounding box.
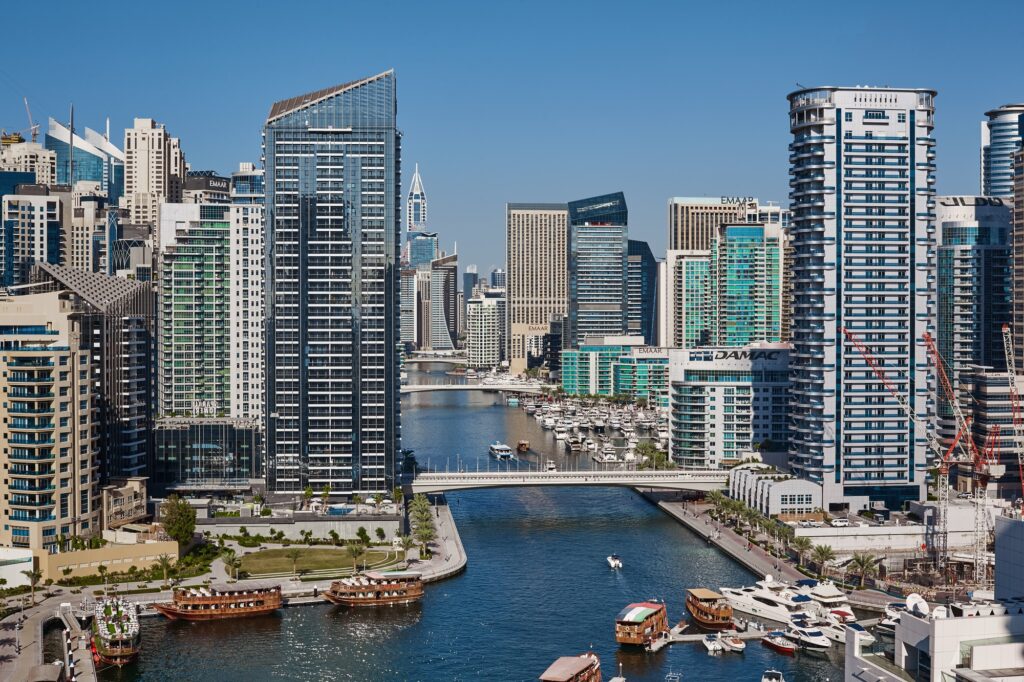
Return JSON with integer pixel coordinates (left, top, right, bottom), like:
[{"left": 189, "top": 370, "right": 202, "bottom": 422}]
[
  {"left": 607, "top": 554, "right": 623, "bottom": 569},
  {"left": 717, "top": 632, "right": 746, "bottom": 652},
  {"left": 702, "top": 634, "right": 723, "bottom": 653},
  {"left": 845, "top": 622, "right": 876, "bottom": 645},
  {"left": 719, "top": 576, "right": 816, "bottom": 624},
  {"left": 542, "top": 416, "right": 556, "bottom": 429},
  {"left": 761, "top": 670, "right": 786, "bottom": 682},
  {"left": 784, "top": 625, "right": 831, "bottom": 650},
  {"left": 760, "top": 631, "right": 796, "bottom": 655},
  {"left": 545, "top": 460, "right": 557, "bottom": 472},
  {"left": 794, "top": 578, "right": 852, "bottom": 612},
  {"left": 884, "top": 602, "right": 907, "bottom": 620},
  {"left": 875, "top": 615, "right": 899, "bottom": 635},
  {"left": 489, "top": 441, "right": 515, "bottom": 461}
]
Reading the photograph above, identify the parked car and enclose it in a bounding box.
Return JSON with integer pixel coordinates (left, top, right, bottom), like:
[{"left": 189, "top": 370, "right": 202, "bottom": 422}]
[{"left": 830, "top": 518, "right": 850, "bottom": 528}]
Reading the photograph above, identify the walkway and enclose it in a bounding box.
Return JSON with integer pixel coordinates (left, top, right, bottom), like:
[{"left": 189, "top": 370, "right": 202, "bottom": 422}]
[
  {"left": 411, "top": 469, "right": 727, "bottom": 494},
  {"left": 401, "top": 383, "right": 544, "bottom": 394}
]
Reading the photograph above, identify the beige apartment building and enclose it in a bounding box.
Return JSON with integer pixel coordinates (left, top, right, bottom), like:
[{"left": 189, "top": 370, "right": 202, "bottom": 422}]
[
  {"left": 123, "top": 118, "right": 185, "bottom": 224},
  {"left": 0, "top": 142, "right": 57, "bottom": 185},
  {"left": 0, "top": 291, "right": 100, "bottom": 552},
  {"left": 668, "top": 197, "right": 749, "bottom": 251},
  {"left": 506, "top": 203, "right": 568, "bottom": 374}
]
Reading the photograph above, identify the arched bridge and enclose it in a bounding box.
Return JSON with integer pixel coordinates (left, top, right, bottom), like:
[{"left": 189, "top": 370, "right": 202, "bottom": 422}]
[
  {"left": 401, "top": 383, "right": 546, "bottom": 395},
  {"left": 407, "top": 469, "right": 728, "bottom": 494}
]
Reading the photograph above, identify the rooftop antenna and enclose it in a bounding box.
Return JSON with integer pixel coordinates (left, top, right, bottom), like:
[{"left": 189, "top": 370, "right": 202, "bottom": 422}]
[
  {"left": 105, "top": 117, "right": 110, "bottom": 142},
  {"left": 68, "top": 104, "right": 74, "bottom": 186},
  {"left": 795, "top": 82, "right": 806, "bottom": 89}
]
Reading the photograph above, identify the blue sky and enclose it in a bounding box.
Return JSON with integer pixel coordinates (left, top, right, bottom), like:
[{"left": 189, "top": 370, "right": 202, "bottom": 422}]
[{"left": 1, "top": 0, "right": 1021, "bottom": 271}]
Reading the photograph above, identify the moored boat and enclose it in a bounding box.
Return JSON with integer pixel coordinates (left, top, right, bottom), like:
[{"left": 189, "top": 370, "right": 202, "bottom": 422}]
[
  {"left": 489, "top": 441, "right": 515, "bottom": 460},
  {"left": 322, "top": 570, "right": 424, "bottom": 606},
  {"left": 614, "top": 601, "right": 668, "bottom": 646},
  {"left": 152, "top": 582, "right": 282, "bottom": 621},
  {"left": 784, "top": 625, "right": 831, "bottom": 650},
  {"left": 92, "top": 596, "right": 141, "bottom": 666},
  {"left": 702, "top": 633, "right": 723, "bottom": 653},
  {"left": 539, "top": 652, "right": 602, "bottom": 682},
  {"left": 718, "top": 632, "right": 746, "bottom": 652},
  {"left": 517, "top": 439, "right": 531, "bottom": 453},
  {"left": 761, "top": 630, "right": 796, "bottom": 655},
  {"left": 685, "top": 588, "right": 734, "bottom": 630},
  {"left": 762, "top": 670, "right": 786, "bottom": 682}
]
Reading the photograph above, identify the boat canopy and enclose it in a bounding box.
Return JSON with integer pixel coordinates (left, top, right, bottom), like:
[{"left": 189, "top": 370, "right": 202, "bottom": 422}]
[
  {"left": 616, "top": 602, "right": 664, "bottom": 623},
  {"left": 687, "top": 587, "right": 724, "bottom": 601},
  {"left": 792, "top": 594, "right": 813, "bottom": 603},
  {"left": 540, "top": 655, "right": 597, "bottom": 681},
  {"left": 795, "top": 579, "right": 818, "bottom": 587}
]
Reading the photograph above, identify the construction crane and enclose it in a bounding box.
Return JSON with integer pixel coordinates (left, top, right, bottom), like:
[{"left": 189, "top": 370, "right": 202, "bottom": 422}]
[
  {"left": 841, "top": 327, "right": 1002, "bottom": 582},
  {"left": 1002, "top": 324, "right": 1024, "bottom": 501},
  {"left": 22, "top": 97, "right": 38, "bottom": 143}
]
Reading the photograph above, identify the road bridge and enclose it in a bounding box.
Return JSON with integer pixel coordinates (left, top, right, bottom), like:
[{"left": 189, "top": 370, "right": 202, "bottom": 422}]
[
  {"left": 401, "top": 383, "right": 545, "bottom": 395},
  {"left": 404, "top": 355, "right": 468, "bottom": 365},
  {"left": 408, "top": 469, "right": 727, "bottom": 494}
]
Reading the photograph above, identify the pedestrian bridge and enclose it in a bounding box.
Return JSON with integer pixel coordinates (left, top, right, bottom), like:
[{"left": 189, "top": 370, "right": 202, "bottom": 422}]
[
  {"left": 401, "top": 383, "right": 545, "bottom": 395},
  {"left": 404, "top": 355, "right": 468, "bottom": 365},
  {"left": 408, "top": 469, "right": 728, "bottom": 494}
]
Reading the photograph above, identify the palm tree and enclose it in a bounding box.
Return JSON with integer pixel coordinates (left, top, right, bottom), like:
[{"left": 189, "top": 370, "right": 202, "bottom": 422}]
[
  {"left": 399, "top": 534, "right": 416, "bottom": 561},
  {"left": 156, "top": 554, "right": 173, "bottom": 586},
  {"left": 791, "top": 536, "right": 813, "bottom": 568},
  {"left": 346, "top": 543, "right": 365, "bottom": 571},
  {"left": 20, "top": 569, "right": 41, "bottom": 605},
  {"left": 414, "top": 522, "right": 437, "bottom": 556},
  {"left": 285, "top": 549, "right": 302, "bottom": 578},
  {"left": 372, "top": 493, "right": 384, "bottom": 512},
  {"left": 351, "top": 494, "right": 364, "bottom": 513},
  {"left": 225, "top": 556, "right": 242, "bottom": 580},
  {"left": 328, "top": 530, "right": 341, "bottom": 546},
  {"left": 321, "top": 483, "right": 331, "bottom": 511},
  {"left": 812, "top": 545, "right": 836, "bottom": 578},
  {"left": 850, "top": 552, "right": 878, "bottom": 588}
]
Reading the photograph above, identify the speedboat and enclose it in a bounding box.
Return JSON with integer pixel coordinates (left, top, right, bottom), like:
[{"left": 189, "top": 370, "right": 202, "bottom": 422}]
[
  {"left": 784, "top": 625, "right": 831, "bottom": 650},
  {"left": 718, "top": 632, "right": 746, "bottom": 652},
  {"left": 607, "top": 554, "right": 623, "bottom": 569},
  {"left": 845, "top": 622, "right": 876, "bottom": 645},
  {"left": 761, "top": 631, "right": 796, "bottom": 655},
  {"left": 488, "top": 441, "right": 514, "bottom": 460},
  {"left": 761, "top": 670, "right": 786, "bottom": 682},
  {"left": 702, "top": 634, "right": 723, "bottom": 653},
  {"left": 719, "top": 576, "right": 816, "bottom": 624}
]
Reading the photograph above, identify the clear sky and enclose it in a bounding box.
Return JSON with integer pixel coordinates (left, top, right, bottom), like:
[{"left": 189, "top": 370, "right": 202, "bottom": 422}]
[{"left": 1, "top": 0, "right": 1021, "bottom": 271}]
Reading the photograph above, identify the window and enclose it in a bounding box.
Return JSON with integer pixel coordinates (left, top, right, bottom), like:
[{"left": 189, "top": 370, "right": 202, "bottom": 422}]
[
  {"left": 897, "top": 113, "right": 907, "bottom": 123},
  {"left": 845, "top": 112, "right": 853, "bottom": 122}
]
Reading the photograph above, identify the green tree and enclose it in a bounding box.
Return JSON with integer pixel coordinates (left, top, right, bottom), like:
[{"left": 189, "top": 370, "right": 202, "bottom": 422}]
[
  {"left": 414, "top": 522, "right": 437, "bottom": 556},
  {"left": 328, "top": 530, "right": 340, "bottom": 546},
  {"left": 321, "top": 484, "right": 331, "bottom": 513},
  {"left": 21, "top": 569, "right": 41, "bottom": 605},
  {"left": 156, "top": 554, "right": 174, "bottom": 586},
  {"left": 160, "top": 495, "right": 197, "bottom": 548},
  {"left": 346, "top": 543, "right": 365, "bottom": 571},
  {"left": 225, "top": 555, "right": 242, "bottom": 580},
  {"left": 850, "top": 552, "right": 878, "bottom": 588},
  {"left": 375, "top": 527, "right": 386, "bottom": 543},
  {"left": 400, "top": 534, "right": 416, "bottom": 561},
  {"left": 812, "top": 545, "right": 836, "bottom": 578},
  {"left": 303, "top": 486, "right": 314, "bottom": 510},
  {"left": 392, "top": 487, "right": 404, "bottom": 505},
  {"left": 356, "top": 526, "right": 371, "bottom": 546},
  {"left": 285, "top": 549, "right": 302, "bottom": 578},
  {"left": 792, "top": 536, "right": 813, "bottom": 568},
  {"left": 352, "top": 494, "right": 364, "bottom": 511},
  {"left": 372, "top": 493, "right": 385, "bottom": 511}
]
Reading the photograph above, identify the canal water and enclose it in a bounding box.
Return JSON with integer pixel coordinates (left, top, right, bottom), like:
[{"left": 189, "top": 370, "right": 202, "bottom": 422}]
[{"left": 103, "top": 365, "right": 844, "bottom": 681}]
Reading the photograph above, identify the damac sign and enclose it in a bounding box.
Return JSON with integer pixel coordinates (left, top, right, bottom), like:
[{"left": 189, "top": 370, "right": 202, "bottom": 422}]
[
  {"left": 938, "top": 196, "right": 1005, "bottom": 207},
  {"left": 713, "top": 350, "right": 780, "bottom": 360}
]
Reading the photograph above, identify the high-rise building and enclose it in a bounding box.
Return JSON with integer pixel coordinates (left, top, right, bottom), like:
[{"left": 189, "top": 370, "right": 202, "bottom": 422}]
[
  {"left": 30, "top": 264, "right": 154, "bottom": 479},
  {"left": 407, "top": 163, "right": 427, "bottom": 232},
  {"left": 158, "top": 203, "right": 231, "bottom": 416},
  {"left": 982, "top": 104, "right": 1024, "bottom": 198},
  {"left": 408, "top": 231, "right": 439, "bottom": 269},
  {"left": 787, "top": 86, "right": 936, "bottom": 511},
  {"left": 0, "top": 291, "right": 101, "bottom": 550},
  {"left": 1015, "top": 149, "right": 1024, "bottom": 371},
  {"left": 123, "top": 118, "right": 185, "bottom": 224},
  {"left": 707, "top": 223, "right": 784, "bottom": 346},
  {"left": 429, "top": 253, "right": 458, "bottom": 350},
  {"left": 463, "top": 264, "right": 478, "bottom": 333},
  {"left": 506, "top": 203, "right": 568, "bottom": 373},
  {"left": 400, "top": 267, "right": 419, "bottom": 349},
  {"left": 626, "top": 239, "right": 658, "bottom": 345},
  {"left": 490, "top": 267, "right": 506, "bottom": 288},
  {"left": 45, "top": 118, "right": 125, "bottom": 205},
  {"left": 567, "top": 192, "right": 628, "bottom": 347},
  {"left": 466, "top": 294, "right": 501, "bottom": 368},
  {"left": 662, "top": 250, "right": 711, "bottom": 348},
  {"left": 264, "top": 71, "right": 400, "bottom": 496},
  {"left": 668, "top": 197, "right": 747, "bottom": 251},
  {"left": 183, "top": 170, "right": 230, "bottom": 204},
  {"left": 1, "top": 185, "right": 63, "bottom": 285},
  {"left": 0, "top": 142, "right": 57, "bottom": 185},
  {"left": 230, "top": 162, "right": 265, "bottom": 205},
  {"left": 230, "top": 203, "right": 265, "bottom": 421},
  {"left": 66, "top": 182, "right": 113, "bottom": 273},
  {"left": 935, "top": 196, "right": 1011, "bottom": 448},
  {"left": 669, "top": 344, "right": 790, "bottom": 469},
  {"left": 561, "top": 335, "right": 646, "bottom": 396}
]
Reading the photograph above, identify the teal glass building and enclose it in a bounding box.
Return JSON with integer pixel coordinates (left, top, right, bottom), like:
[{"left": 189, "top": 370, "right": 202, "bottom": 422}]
[{"left": 708, "top": 223, "right": 783, "bottom": 346}]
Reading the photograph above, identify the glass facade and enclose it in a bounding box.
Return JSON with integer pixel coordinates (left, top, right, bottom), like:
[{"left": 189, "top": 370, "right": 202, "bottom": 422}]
[
  {"left": 152, "top": 419, "right": 262, "bottom": 495},
  {"left": 230, "top": 164, "right": 265, "bottom": 205},
  {"left": 44, "top": 120, "right": 125, "bottom": 205},
  {"left": 567, "top": 193, "right": 628, "bottom": 347},
  {"left": 982, "top": 105, "right": 1024, "bottom": 197},
  {"left": 708, "top": 224, "right": 783, "bottom": 346},
  {"left": 613, "top": 355, "right": 669, "bottom": 408},
  {"left": 408, "top": 231, "right": 439, "bottom": 269},
  {"left": 626, "top": 239, "right": 658, "bottom": 345},
  {"left": 264, "top": 71, "right": 400, "bottom": 496}
]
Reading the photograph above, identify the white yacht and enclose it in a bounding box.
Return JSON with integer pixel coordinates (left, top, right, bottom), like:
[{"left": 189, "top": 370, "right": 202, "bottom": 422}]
[
  {"left": 702, "top": 634, "right": 723, "bottom": 653},
  {"left": 488, "top": 441, "right": 515, "bottom": 461},
  {"left": 719, "top": 576, "right": 816, "bottom": 624},
  {"left": 542, "top": 416, "right": 556, "bottom": 429},
  {"left": 784, "top": 625, "right": 831, "bottom": 650},
  {"left": 607, "top": 554, "right": 623, "bottom": 569},
  {"left": 794, "top": 579, "right": 852, "bottom": 613}
]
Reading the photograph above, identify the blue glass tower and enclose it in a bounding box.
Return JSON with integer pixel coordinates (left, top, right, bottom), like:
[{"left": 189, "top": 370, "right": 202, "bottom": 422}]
[
  {"left": 626, "top": 239, "right": 657, "bottom": 345},
  {"left": 44, "top": 118, "right": 125, "bottom": 205},
  {"left": 982, "top": 105, "right": 1024, "bottom": 198},
  {"left": 408, "top": 231, "right": 439, "bottom": 269},
  {"left": 263, "top": 71, "right": 400, "bottom": 496},
  {"left": 567, "top": 192, "right": 628, "bottom": 347}
]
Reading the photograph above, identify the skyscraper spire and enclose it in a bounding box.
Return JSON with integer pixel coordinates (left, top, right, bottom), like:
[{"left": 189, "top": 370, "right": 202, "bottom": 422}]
[{"left": 407, "top": 162, "right": 427, "bottom": 232}]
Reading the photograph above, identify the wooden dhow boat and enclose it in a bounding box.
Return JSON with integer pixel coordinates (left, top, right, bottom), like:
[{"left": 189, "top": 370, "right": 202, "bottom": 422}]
[
  {"left": 152, "top": 581, "right": 282, "bottom": 621},
  {"left": 322, "top": 571, "right": 424, "bottom": 606}
]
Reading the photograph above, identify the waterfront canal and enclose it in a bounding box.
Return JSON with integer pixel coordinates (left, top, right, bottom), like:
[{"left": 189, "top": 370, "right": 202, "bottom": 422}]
[{"left": 104, "top": 365, "right": 843, "bottom": 681}]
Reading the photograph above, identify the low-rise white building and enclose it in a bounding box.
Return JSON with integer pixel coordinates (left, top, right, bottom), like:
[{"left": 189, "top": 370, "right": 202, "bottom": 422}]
[
  {"left": 846, "top": 514, "right": 1024, "bottom": 682},
  {"left": 729, "top": 464, "right": 822, "bottom": 518}
]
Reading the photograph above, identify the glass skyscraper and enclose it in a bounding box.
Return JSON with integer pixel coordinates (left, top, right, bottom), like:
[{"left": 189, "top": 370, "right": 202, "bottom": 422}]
[
  {"left": 982, "top": 104, "right": 1024, "bottom": 198},
  {"left": 787, "top": 86, "right": 935, "bottom": 511},
  {"left": 45, "top": 118, "right": 125, "bottom": 205},
  {"left": 408, "top": 231, "right": 439, "bottom": 269},
  {"left": 707, "top": 224, "right": 783, "bottom": 347},
  {"left": 567, "top": 192, "right": 628, "bottom": 347},
  {"left": 627, "top": 239, "right": 658, "bottom": 345},
  {"left": 263, "top": 71, "right": 400, "bottom": 496}
]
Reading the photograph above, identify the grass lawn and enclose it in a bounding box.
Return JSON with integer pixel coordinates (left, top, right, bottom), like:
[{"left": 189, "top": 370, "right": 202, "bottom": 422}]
[{"left": 239, "top": 547, "right": 389, "bottom": 575}]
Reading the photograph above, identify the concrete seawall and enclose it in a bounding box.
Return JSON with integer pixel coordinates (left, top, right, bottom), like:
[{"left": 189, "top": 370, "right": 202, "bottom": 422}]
[{"left": 420, "top": 501, "right": 468, "bottom": 583}]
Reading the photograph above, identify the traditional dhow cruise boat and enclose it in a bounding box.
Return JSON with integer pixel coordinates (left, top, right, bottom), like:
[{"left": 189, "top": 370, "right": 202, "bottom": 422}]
[
  {"left": 685, "top": 588, "right": 734, "bottom": 630},
  {"left": 539, "top": 652, "right": 602, "bottom": 682},
  {"left": 152, "top": 581, "right": 282, "bottom": 620},
  {"left": 322, "top": 571, "right": 424, "bottom": 606},
  {"left": 91, "top": 596, "right": 141, "bottom": 666},
  {"left": 614, "top": 601, "right": 669, "bottom": 647}
]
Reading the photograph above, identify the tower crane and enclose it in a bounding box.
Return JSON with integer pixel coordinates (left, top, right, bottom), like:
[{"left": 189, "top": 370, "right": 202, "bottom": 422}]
[{"left": 23, "top": 97, "right": 38, "bottom": 143}]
